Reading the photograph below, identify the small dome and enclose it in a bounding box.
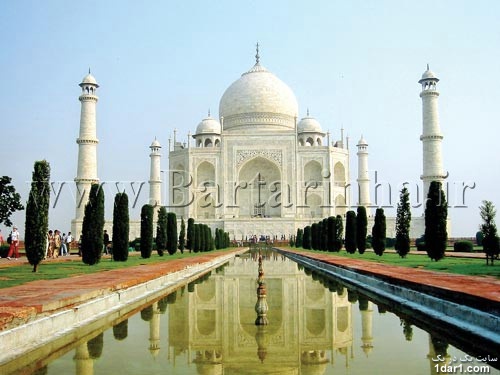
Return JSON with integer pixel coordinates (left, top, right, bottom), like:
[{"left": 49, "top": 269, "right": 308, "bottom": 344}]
[
  {"left": 419, "top": 65, "right": 439, "bottom": 82},
  {"left": 298, "top": 116, "right": 323, "bottom": 133},
  {"left": 357, "top": 135, "right": 368, "bottom": 146},
  {"left": 150, "top": 139, "right": 161, "bottom": 148},
  {"left": 196, "top": 116, "right": 221, "bottom": 135},
  {"left": 81, "top": 72, "right": 99, "bottom": 86}
]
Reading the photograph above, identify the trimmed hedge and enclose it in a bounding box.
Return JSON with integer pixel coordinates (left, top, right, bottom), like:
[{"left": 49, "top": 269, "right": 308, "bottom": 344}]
[{"left": 453, "top": 240, "right": 473, "bottom": 253}]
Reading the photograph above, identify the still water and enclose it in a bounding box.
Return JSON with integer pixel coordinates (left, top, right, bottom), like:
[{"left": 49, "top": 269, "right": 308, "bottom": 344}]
[{"left": 6, "top": 250, "right": 499, "bottom": 375}]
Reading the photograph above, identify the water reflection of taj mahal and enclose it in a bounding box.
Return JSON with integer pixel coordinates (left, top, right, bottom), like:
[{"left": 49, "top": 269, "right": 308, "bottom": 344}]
[{"left": 168, "top": 251, "right": 356, "bottom": 374}]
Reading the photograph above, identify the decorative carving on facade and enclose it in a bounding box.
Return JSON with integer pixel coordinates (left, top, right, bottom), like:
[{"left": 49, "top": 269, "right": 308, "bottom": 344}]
[{"left": 236, "top": 149, "right": 282, "bottom": 167}]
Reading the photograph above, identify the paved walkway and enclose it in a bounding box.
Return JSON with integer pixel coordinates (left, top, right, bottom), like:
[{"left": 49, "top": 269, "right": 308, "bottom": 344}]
[
  {"left": 0, "top": 249, "right": 498, "bottom": 332},
  {"left": 280, "top": 249, "right": 500, "bottom": 305}
]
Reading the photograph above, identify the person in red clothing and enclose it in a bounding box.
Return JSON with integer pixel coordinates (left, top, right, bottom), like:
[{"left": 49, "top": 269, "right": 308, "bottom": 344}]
[{"left": 7, "top": 226, "right": 20, "bottom": 260}]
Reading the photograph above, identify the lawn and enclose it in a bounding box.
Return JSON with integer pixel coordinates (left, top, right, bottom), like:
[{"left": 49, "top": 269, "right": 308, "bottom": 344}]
[
  {"left": 281, "top": 247, "right": 500, "bottom": 278},
  {"left": 0, "top": 251, "right": 216, "bottom": 289}
]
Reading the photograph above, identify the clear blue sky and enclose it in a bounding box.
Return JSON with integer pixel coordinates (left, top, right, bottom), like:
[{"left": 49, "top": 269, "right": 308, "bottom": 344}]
[{"left": 1, "top": 0, "right": 499, "bottom": 237}]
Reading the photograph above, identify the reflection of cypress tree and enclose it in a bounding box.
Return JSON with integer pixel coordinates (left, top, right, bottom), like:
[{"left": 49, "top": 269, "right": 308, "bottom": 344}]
[
  {"left": 87, "top": 332, "right": 104, "bottom": 359},
  {"left": 113, "top": 320, "right": 128, "bottom": 341},
  {"left": 140, "top": 305, "right": 154, "bottom": 321},
  {"left": 304, "top": 267, "right": 312, "bottom": 276},
  {"left": 377, "top": 304, "right": 388, "bottom": 314},
  {"left": 400, "top": 318, "right": 413, "bottom": 341},
  {"left": 158, "top": 297, "right": 168, "bottom": 313},
  {"left": 348, "top": 289, "right": 359, "bottom": 304},
  {"left": 188, "top": 282, "right": 195, "bottom": 292},
  {"left": 431, "top": 336, "right": 449, "bottom": 357},
  {"left": 311, "top": 270, "right": 320, "bottom": 281},
  {"left": 358, "top": 296, "right": 369, "bottom": 311},
  {"left": 32, "top": 365, "right": 48, "bottom": 375},
  {"left": 166, "top": 290, "right": 178, "bottom": 304}
]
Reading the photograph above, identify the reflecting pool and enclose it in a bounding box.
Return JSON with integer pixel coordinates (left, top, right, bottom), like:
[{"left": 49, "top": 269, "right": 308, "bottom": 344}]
[{"left": 4, "top": 250, "right": 499, "bottom": 374}]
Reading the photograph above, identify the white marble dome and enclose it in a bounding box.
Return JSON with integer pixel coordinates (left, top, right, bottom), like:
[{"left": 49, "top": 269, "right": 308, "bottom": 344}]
[
  {"left": 196, "top": 116, "right": 221, "bottom": 134},
  {"left": 298, "top": 116, "right": 323, "bottom": 133},
  {"left": 81, "top": 72, "right": 98, "bottom": 86},
  {"left": 420, "top": 66, "right": 439, "bottom": 81},
  {"left": 219, "top": 62, "right": 298, "bottom": 131}
]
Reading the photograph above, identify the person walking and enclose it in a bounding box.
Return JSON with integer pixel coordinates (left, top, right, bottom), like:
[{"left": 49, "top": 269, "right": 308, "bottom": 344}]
[
  {"left": 66, "top": 231, "right": 73, "bottom": 256},
  {"left": 0, "top": 229, "right": 4, "bottom": 246},
  {"left": 60, "top": 233, "right": 68, "bottom": 256},
  {"left": 7, "top": 226, "right": 20, "bottom": 260},
  {"left": 53, "top": 230, "right": 61, "bottom": 258},
  {"left": 47, "top": 230, "right": 55, "bottom": 258},
  {"left": 103, "top": 230, "right": 110, "bottom": 254}
]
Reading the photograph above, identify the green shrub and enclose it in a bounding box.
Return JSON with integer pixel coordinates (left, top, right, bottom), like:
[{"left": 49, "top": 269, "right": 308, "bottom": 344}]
[
  {"left": 416, "top": 242, "right": 426, "bottom": 251},
  {"left": 453, "top": 240, "right": 473, "bottom": 252}
]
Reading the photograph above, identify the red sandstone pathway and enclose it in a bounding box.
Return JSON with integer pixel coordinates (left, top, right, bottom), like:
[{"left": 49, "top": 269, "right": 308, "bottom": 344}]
[
  {"left": 280, "top": 248, "right": 500, "bottom": 304},
  {"left": 0, "top": 249, "right": 498, "bottom": 332},
  {"left": 0, "top": 251, "right": 242, "bottom": 331}
]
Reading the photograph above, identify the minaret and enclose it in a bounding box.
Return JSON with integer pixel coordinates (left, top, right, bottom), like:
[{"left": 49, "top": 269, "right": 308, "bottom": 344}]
[
  {"left": 356, "top": 136, "right": 371, "bottom": 208},
  {"left": 360, "top": 301, "right": 374, "bottom": 356},
  {"left": 419, "top": 65, "right": 445, "bottom": 197},
  {"left": 149, "top": 301, "right": 161, "bottom": 357},
  {"left": 149, "top": 138, "right": 162, "bottom": 221},
  {"left": 73, "top": 70, "right": 99, "bottom": 237}
]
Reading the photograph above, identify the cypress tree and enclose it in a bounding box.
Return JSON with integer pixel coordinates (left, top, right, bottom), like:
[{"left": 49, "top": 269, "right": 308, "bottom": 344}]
[
  {"left": 295, "top": 228, "right": 303, "bottom": 248},
  {"left": 327, "top": 216, "right": 335, "bottom": 251},
  {"left": 321, "top": 218, "right": 328, "bottom": 251},
  {"left": 215, "top": 228, "right": 221, "bottom": 249},
  {"left": 140, "top": 204, "right": 154, "bottom": 258},
  {"left": 356, "top": 206, "right": 368, "bottom": 254},
  {"left": 395, "top": 187, "right": 411, "bottom": 258},
  {"left": 155, "top": 206, "right": 167, "bottom": 256},
  {"left": 225, "top": 232, "right": 230, "bottom": 248},
  {"left": 186, "top": 218, "right": 195, "bottom": 252},
  {"left": 113, "top": 320, "right": 128, "bottom": 341},
  {"left": 311, "top": 223, "right": 319, "bottom": 250},
  {"left": 345, "top": 210, "right": 357, "bottom": 254},
  {"left": 303, "top": 226, "right": 312, "bottom": 249},
  {"left": 81, "top": 184, "right": 105, "bottom": 265},
  {"left": 424, "top": 181, "right": 448, "bottom": 261},
  {"left": 24, "top": 160, "right": 50, "bottom": 272},
  {"left": 334, "top": 215, "right": 343, "bottom": 252},
  {"left": 372, "top": 208, "right": 386, "bottom": 256},
  {"left": 193, "top": 224, "right": 200, "bottom": 252},
  {"left": 166, "top": 212, "right": 178, "bottom": 255},
  {"left": 112, "top": 192, "right": 129, "bottom": 261},
  {"left": 178, "top": 217, "right": 186, "bottom": 253},
  {"left": 479, "top": 200, "right": 499, "bottom": 265}
]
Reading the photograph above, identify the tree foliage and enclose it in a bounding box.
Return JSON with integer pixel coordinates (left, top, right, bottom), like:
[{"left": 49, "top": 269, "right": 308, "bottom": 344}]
[
  {"left": 81, "top": 184, "right": 105, "bottom": 265},
  {"left": 356, "top": 206, "right": 368, "bottom": 254},
  {"left": 140, "top": 204, "right": 154, "bottom": 258},
  {"left": 155, "top": 206, "right": 167, "bottom": 256},
  {"left": 345, "top": 210, "right": 357, "bottom": 254},
  {"left": 112, "top": 192, "right": 129, "bottom": 261},
  {"left": 166, "top": 212, "right": 178, "bottom": 255},
  {"left": 0, "top": 176, "right": 24, "bottom": 227},
  {"left": 24, "top": 161, "right": 50, "bottom": 272},
  {"left": 334, "top": 215, "right": 343, "bottom": 252},
  {"left": 303, "top": 226, "right": 312, "bottom": 249},
  {"left": 424, "top": 181, "right": 448, "bottom": 261},
  {"left": 178, "top": 217, "right": 186, "bottom": 253},
  {"left": 395, "top": 187, "right": 411, "bottom": 258},
  {"left": 372, "top": 208, "right": 386, "bottom": 256},
  {"left": 295, "top": 228, "right": 303, "bottom": 248},
  {"left": 186, "top": 218, "right": 195, "bottom": 252},
  {"left": 479, "top": 200, "right": 499, "bottom": 265}
]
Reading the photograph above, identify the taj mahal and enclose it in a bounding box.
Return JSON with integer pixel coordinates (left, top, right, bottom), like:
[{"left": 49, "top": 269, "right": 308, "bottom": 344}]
[{"left": 71, "top": 47, "right": 446, "bottom": 240}]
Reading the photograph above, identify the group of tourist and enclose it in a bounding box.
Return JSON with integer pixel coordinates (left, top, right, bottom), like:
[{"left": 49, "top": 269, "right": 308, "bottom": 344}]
[{"left": 46, "top": 230, "right": 73, "bottom": 259}]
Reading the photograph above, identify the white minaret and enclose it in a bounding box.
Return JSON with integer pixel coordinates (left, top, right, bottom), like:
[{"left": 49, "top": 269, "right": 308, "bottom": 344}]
[
  {"left": 360, "top": 301, "right": 374, "bottom": 356},
  {"left": 356, "top": 136, "right": 371, "bottom": 208},
  {"left": 419, "top": 65, "right": 445, "bottom": 197},
  {"left": 73, "top": 71, "right": 99, "bottom": 237},
  {"left": 149, "top": 138, "right": 162, "bottom": 220}
]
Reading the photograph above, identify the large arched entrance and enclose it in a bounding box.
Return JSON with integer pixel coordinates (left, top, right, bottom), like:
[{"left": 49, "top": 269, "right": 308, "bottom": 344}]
[{"left": 237, "top": 157, "right": 282, "bottom": 218}]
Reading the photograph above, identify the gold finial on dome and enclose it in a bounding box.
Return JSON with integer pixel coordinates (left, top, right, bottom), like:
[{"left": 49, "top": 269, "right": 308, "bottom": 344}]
[
  {"left": 208, "top": 108, "right": 211, "bottom": 117},
  {"left": 307, "top": 108, "right": 310, "bottom": 117},
  {"left": 255, "top": 42, "right": 260, "bottom": 64}
]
